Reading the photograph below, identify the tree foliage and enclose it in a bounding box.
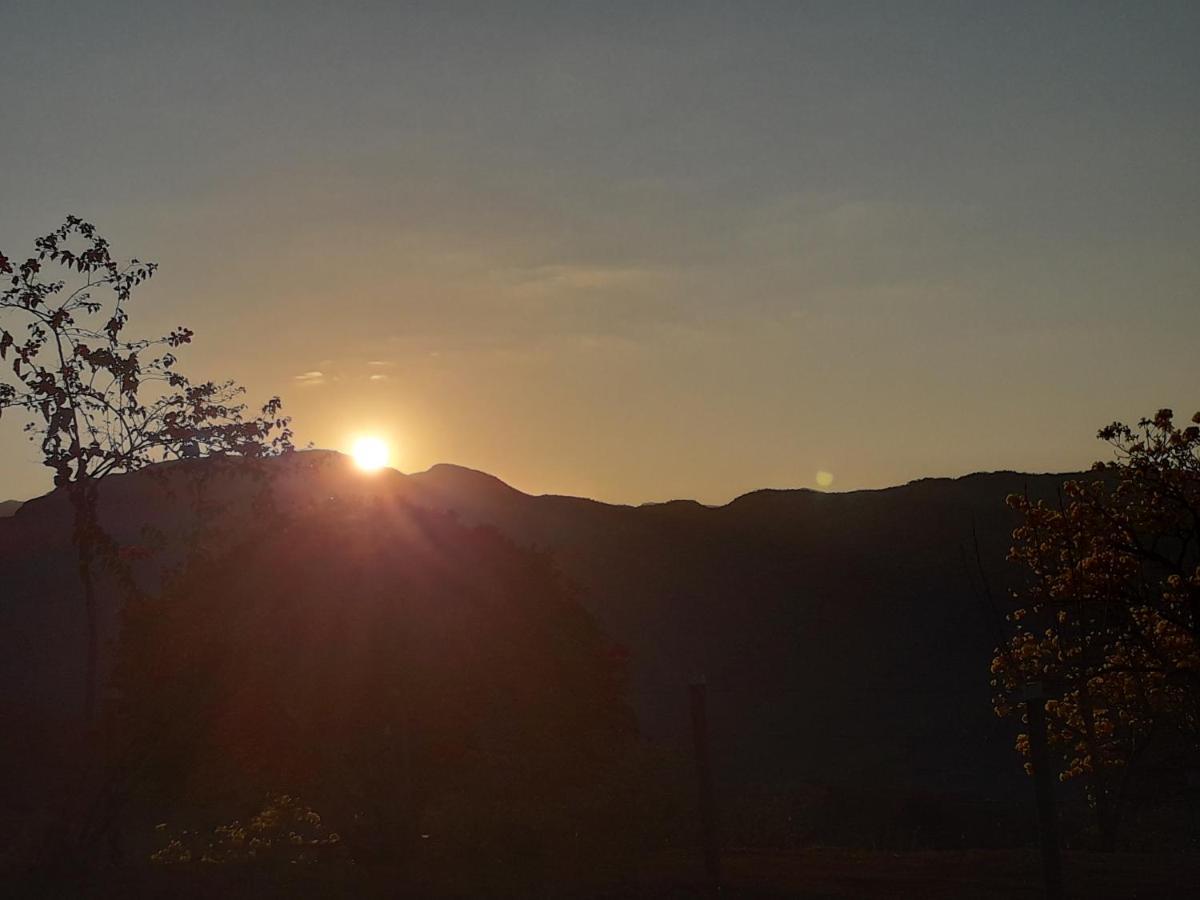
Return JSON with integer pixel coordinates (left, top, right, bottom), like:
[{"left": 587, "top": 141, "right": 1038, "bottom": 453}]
[
  {"left": 109, "top": 496, "right": 638, "bottom": 870},
  {"left": 150, "top": 793, "right": 346, "bottom": 866},
  {"left": 993, "top": 408, "right": 1200, "bottom": 838},
  {"left": 0, "top": 216, "right": 294, "bottom": 724},
  {"left": 0, "top": 216, "right": 293, "bottom": 483}
]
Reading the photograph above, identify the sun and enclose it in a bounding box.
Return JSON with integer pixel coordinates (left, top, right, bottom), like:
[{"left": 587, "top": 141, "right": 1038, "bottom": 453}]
[{"left": 351, "top": 436, "right": 390, "bottom": 472}]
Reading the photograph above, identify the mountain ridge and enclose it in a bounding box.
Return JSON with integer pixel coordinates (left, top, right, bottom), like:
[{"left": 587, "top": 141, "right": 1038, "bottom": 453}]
[
  {"left": 0, "top": 456, "right": 1084, "bottom": 514},
  {"left": 0, "top": 452, "right": 1090, "bottom": 810}
]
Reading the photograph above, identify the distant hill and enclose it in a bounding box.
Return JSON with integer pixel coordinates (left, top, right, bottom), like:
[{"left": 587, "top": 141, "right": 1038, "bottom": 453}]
[
  {"left": 0, "top": 452, "right": 1084, "bottom": 818},
  {"left": 0, "top": 500, "right": 21, "bottom": 517}
]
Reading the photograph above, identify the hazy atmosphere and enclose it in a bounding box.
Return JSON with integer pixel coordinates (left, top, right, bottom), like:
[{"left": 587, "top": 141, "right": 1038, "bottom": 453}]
[
  {"left": 6, "top": 4, "right": 1200, "bottom": 898},
  {"left": 3, "top": 1, "right": 1197, "bottom": 504}
]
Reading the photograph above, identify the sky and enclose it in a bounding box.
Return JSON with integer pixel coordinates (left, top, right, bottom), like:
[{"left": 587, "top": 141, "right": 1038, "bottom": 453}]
[{"left": 1, "top": 1, "right": 1198, "bottom": 504}]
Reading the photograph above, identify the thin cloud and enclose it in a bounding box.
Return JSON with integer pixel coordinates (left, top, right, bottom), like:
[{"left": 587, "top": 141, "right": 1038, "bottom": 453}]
[
  {"left": 293, "top": 371, "right": 326, "bottom": 386},
  {"left": 499, "top": 263, "right": 665, "bottom": 295}
]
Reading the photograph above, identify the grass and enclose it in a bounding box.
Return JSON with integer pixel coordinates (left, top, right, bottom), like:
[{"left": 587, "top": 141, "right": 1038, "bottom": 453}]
[{"left": 11, "top": 847, "right": 1199, "bottom": 898}]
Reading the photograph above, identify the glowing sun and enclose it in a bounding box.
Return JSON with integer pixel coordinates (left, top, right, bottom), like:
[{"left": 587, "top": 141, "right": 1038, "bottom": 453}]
[{"left": 351, "top": 436, "right": 390, "bottom": 471}]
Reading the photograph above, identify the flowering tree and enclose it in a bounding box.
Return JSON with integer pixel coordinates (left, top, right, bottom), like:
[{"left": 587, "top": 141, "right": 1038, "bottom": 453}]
[
  {"left": 0, "top": 216, "right": 294, "bottom": 724},
  {"left": 992, "top": 408, "right": 1200, "bottom": 846}
]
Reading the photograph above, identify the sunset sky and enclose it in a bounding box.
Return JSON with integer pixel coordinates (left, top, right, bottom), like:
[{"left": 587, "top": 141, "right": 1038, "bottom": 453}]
[{"left": 1, "top": 2, "right": 1197, "bottom": 504}]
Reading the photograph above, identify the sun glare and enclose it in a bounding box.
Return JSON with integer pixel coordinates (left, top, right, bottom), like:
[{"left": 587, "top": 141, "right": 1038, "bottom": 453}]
[{"left": 352, "top": 436, "right": 390, "bottom": 472}]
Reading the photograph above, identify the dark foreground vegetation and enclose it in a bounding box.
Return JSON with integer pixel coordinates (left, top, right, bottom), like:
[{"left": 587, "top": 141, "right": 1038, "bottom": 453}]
[
  {"left": 3, "top": 221, "right": 1198, "bottom": 895},
  {"left": 3, "top": 439, "right": 1198, "bottom": 897},
  {"left": 12, "top": 848, "right": 1200, "bottom": 898}
]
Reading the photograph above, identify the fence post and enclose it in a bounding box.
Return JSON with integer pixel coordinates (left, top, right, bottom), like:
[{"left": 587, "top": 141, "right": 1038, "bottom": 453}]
[{"left": 689, "top": 679, "right": 722, "bottom": 896}]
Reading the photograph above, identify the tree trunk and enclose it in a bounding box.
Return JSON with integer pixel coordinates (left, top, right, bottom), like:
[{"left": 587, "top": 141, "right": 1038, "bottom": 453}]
[
  {"left": 1077, "top": 686, "right": 1118, "bottom": 851},
  {"left": 76, "top": 535, "right": 98, "bottom": 724},
  {"left": 70, "top": 479, "right": 101, "bottom": 725},
  {"left": 1026, "top": 698, "right": 1064, "bottom": 900}
]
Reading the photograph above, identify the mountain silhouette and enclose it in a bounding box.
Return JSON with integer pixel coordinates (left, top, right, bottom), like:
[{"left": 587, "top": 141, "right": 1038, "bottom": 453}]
[{"left": 0, "top": 452, "right": 1082, "bottom": 838}]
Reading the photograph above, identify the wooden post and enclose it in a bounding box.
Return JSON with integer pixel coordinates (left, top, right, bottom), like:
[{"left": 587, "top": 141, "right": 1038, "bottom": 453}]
[
  {"left": 1022, "top": 682, "right": 1063, "bottom": 900},
  {"left": 689, "top": 679, "right": 722, "bottom": 896}
]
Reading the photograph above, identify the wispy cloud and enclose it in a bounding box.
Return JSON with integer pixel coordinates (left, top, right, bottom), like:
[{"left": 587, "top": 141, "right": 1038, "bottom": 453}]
[
  {"left": 293, "top": 370, "right": 326, "bottom": 386},
  {"left": 497, "top": 263, "right": 666, "bottom": 296}
]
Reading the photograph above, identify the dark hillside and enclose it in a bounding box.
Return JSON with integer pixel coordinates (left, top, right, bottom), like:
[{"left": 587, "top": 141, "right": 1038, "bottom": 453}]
[{"left": 0, "top": 454, "right": 1086, "bottom": 846}]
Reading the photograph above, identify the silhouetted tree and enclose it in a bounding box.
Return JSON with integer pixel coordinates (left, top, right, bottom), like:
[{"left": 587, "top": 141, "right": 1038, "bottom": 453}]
[
  {"left": 993, "top": 408, "right": 1200, "bottom": 847},
  {"left": 0, "top": 217, "right": 294, "bottom": 725},
  {"left": 108, "top": 496, "right": 638, "bottom": 880}
]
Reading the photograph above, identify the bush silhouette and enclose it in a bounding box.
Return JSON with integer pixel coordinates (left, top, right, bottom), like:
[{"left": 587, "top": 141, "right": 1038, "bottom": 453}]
[{"left": 110, "top": 496, "right": 638, "bottom": 873}]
